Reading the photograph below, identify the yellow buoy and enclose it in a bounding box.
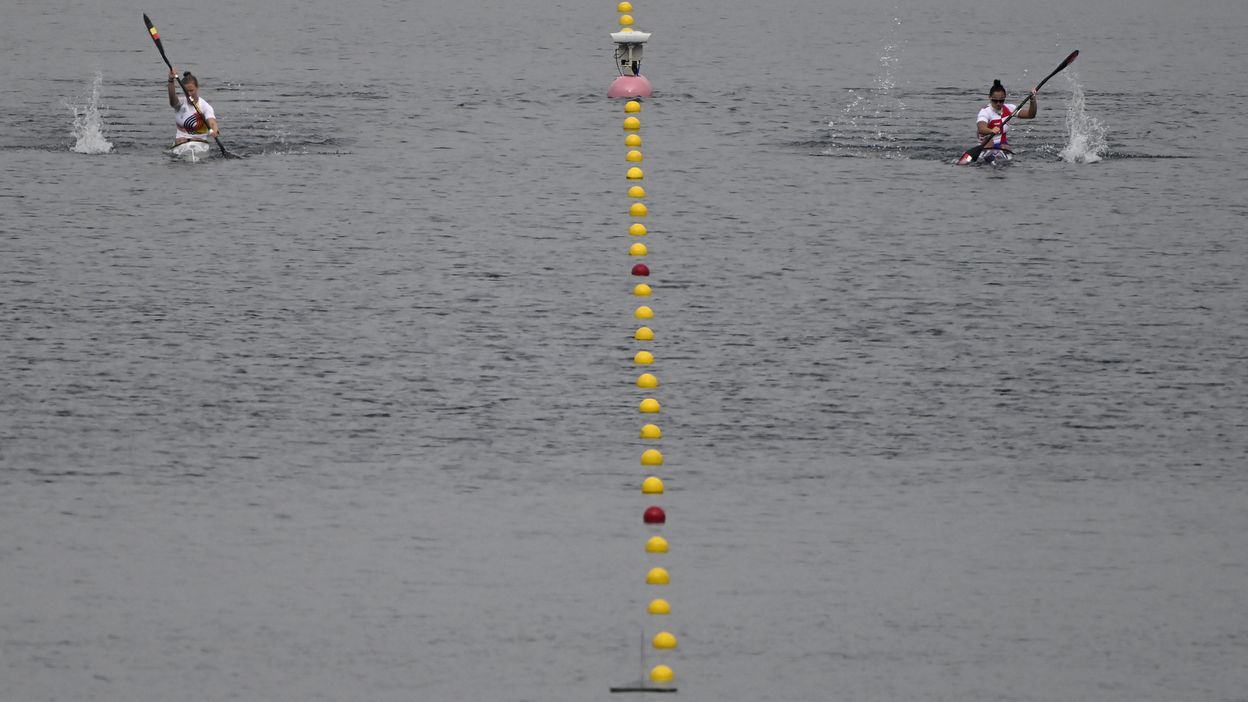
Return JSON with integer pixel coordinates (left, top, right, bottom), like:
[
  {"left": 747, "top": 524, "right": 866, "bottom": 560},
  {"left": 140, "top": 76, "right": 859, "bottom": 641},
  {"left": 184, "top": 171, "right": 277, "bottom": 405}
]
[
  {"left": 630, "top": 202, "right": 648, "bottom": 217},
  {"left": 648, "top": 598, "right": 671, "bottom": 615},
  {"left": 625, "top": 133, "right": 642, "bottom": 147},
  {"left": 639, "top": 398, "right": 660, "bottom": 413},
  {"left": 634, "top": 350, "right": 654, "bottom": 365},
  {"left": 640, "top": 423, "right": 662, "bottom": 439},
  {"left": 619, "top": 14, "right": 634, "bottom": 26},
  {"left": 624, "top": 100, "right": 641, "bottom": 113},
  {"left": 634, "top": 326, "right": 654, "bottom": 340},
  {"left": 626, "top": 149, "right": 643, "bottom": 162},
  {"left": 645, "top": 534, "right": 669, "bottom": 552},
  {"left": 652, "top": 632, "right": 677, "bottom": 649},
  {"left": 623, "top": 116, "right": 641, "bottom": 131},
  {"left": 641, "top": 448, "right": 663, "bottom": 466},
  {"left": 629, "top": 222, "right": 647, "bottom": 236},
  {"left": 642, "top": 476, "right": 664, "bottom": 494},
  {"left": 636, "top": 372, "right": 658, "bottom": 388},
  {"left": 633, "top": 283, "right": 652, "bottom": 297},
  {"left": 628, "top": 185, "right": 646, "bottom": 198},
  {"left": 646, "top": 567, "right": 669, "bottom": 585},
  {"left": 629, "top": 242, "right": 648, "bottom": 257},
  {"left": 617, "top": 1, "right": 633, "bottom": 12},
  {"left": 626, "top": 166, "right": 644, "bottom": 180},
  {"left": 650, "top": 665, "right": 674, "bottom": 683},
  {"left": 634, "top": 305, "right": 653, "bottom": 319}
]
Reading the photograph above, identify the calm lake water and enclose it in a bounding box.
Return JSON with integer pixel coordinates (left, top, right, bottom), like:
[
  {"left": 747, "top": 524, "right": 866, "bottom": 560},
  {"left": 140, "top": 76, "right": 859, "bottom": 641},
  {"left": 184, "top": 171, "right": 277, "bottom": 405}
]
[{"left": 2, "top": 0, "right": 1246, "bottom": 700}]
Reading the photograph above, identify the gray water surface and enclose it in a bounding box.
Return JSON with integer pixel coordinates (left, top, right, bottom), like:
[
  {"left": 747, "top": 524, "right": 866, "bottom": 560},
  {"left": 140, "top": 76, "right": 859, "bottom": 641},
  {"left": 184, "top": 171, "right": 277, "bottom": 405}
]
[{"left": 3, "top": 0, "right": 1247, "bottom": 700}]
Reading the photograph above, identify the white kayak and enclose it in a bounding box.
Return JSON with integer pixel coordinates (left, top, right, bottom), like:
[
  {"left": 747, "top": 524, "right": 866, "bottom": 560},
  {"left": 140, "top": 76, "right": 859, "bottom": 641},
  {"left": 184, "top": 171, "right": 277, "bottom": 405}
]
[{"left": 167, "top": 140, "right": 212, "bottom": 162}]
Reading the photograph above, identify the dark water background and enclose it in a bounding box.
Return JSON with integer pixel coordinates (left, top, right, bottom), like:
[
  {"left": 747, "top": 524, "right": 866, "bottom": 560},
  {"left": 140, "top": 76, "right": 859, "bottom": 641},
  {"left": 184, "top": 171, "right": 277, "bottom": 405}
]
[{"left": 3, "top": 0, "right": 1247, "bottom": 700}]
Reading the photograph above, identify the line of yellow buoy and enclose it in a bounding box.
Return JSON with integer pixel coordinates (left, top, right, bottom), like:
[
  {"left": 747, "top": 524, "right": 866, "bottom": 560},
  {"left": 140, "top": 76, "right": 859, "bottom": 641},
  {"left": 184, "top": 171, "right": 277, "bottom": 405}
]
[{"left": 621, "top": 81, "right": 676, "bottom": 686}]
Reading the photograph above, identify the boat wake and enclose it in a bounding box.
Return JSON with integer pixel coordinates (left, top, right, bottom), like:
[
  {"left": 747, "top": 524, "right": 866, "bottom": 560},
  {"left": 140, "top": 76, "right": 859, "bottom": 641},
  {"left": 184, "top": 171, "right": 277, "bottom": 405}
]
[
  {"left": 1059, "top": 75, "right": 1107, "bottom": 164},
  {"left": 69, "top": 73, "right": 113, "bottom": 154}
]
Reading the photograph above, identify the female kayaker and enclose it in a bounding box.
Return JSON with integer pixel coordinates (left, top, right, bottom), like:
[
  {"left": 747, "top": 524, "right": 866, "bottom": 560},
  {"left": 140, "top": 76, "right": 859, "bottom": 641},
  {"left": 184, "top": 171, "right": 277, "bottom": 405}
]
[
  {"left": 976, "top": 79, "right": 1037, "bottom": 151},
  {"left": 167, "top": 68, "right": 219, "bottom": 145}
]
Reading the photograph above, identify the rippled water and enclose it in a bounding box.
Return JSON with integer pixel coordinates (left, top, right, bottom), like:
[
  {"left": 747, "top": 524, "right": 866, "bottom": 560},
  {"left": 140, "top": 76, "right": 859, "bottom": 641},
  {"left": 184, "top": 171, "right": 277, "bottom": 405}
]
[{"left": 3, "top": 0, "right": 1247, "bottom": 700}]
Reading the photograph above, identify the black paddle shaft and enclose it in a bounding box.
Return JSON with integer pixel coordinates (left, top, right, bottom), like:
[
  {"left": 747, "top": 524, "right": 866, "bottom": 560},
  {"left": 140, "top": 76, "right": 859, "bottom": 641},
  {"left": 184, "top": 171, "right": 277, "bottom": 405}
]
[
  {"left": 959, "top": 50, "right": 1079, "bottom": 164},
  {"left": 143, "top": 14, "right": 174, "bottom": 69}
]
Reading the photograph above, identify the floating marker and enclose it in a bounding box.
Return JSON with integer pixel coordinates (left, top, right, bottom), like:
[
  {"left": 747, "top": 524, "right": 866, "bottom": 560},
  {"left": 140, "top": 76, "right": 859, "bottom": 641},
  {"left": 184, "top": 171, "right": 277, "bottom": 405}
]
[
  {"left": 624, "top": 100, "right": 642, "bottom": 113},
  {"left": 623, "top": 116, "right": 641, "bottom": 131},
  {"left": 626, "top": 167, "right": 644, "bottom": 181},
  {"left": 626, "top": 149, "right": 644, "bottom": 162},
  {"left": 629, "top": 242, "right": 648, "bottom": 257},
  {"left": 632, "top": 263, "right": 650, "bottom": 276},
  {"left": 646, "top": 567, "right": 670, "bottom": 584},
  {"left": 644, "top": 505, "right": 666, "bottom": 523},
  {"left": 652, "top": 632, "right": 677, "bottom": 649},
  {"left": 634, "top": 305, "right": 653, "bottom": 319},
  {"left": 630, "top": 223, "right": 647, "bottom": 236},
  {"left": 617, "top": 1, "right": 632, "bottom": 11},
  {"left": 630, "top": 202, "right": 648, "bottom": 217},
  {"left": 648, "top": 598, "right": 671, "bottom": 615},
  {"left": 646, "top": 535, "right": 669, "bottom": 551},
  {"left": 634, "top": 325, "right": 654, "bottom": 340},
  {"left": 639, "top": 398, "right": 660, "bottom": 413},
  {"left": 619, "top": 14, "right": 634, "bottom": 26},
  {"left": 650, "top": 665, "right": 674, "bottom": 683},
  {"left": 640, "top": 423, "right": 662, "bottom": 439},
  {"left": 642, "top": 476, "right": 665, "bottom": 494},
  {"left": 625, "top": 134, "right": 642, "bottom": 147},
  {"left": 633, "top": 283, "right": 652, "bottom": 297},
  {"left": 637, "top": 372, "right": 658, "bottom": 388},
  {"left": 641, "top": 449, "right": 663, "bottom": 466},
  {"left": 634, "top": 350, "right": 654, "bottom": 365},
  {"left": 628, "top": 185, "right": 646, "bottom": 198}
]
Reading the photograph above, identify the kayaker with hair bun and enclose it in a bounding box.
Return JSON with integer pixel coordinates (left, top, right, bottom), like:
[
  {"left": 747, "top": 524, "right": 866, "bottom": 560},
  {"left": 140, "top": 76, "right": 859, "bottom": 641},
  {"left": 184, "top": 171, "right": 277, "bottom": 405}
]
[
  {"left": 976, "top": 79, "right": 1037, "bottom": 151},
  {"left": 166, "top": 67, "right": 219, "bottom": 145}
]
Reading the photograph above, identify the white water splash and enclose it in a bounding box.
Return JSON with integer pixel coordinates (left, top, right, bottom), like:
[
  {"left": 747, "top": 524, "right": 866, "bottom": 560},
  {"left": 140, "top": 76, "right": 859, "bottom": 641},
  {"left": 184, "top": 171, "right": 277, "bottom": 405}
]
[
  {"left": 1059, "top": 75, "right": 1106, "bottom": 164},
  {"left": 874, "top": 16, "right": 904, "bottom": 101},
  {"left": 69, "top": 73, "right": 113, "bottom": 154},
  {"left": 826, "top": 15, "right": 906, "bottom": 157}
]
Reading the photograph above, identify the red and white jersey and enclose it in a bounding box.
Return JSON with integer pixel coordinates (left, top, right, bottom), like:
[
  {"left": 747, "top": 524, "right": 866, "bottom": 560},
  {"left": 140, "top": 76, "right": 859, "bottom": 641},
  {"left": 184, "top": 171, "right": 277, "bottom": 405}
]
[{"left": 976, "top": 103, "right": 1015, "bottom": 148}]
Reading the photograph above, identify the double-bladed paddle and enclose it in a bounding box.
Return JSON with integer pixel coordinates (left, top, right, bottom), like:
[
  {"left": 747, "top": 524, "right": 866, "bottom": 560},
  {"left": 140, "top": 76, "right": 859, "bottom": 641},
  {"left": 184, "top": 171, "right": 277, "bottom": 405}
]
[
  {"left": 957, "top": 50, "right": 1079, "bottom": 165},
  {"left": 143, "top": 13, "right": 239, "bottom": 159}
]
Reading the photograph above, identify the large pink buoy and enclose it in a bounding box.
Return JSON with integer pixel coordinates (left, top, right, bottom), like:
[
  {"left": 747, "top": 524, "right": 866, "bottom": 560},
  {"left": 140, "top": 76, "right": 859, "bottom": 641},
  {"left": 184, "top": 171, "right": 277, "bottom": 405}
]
[{"left": 609, "top": 74, "right": 653, "bottom": 99}]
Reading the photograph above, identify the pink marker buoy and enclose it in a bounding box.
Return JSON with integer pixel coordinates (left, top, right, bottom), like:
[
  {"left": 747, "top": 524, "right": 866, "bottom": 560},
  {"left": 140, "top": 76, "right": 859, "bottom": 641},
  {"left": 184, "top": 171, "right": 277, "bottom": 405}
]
[{"left": 609, "top": 74, "right": 653, "bottom": 99}]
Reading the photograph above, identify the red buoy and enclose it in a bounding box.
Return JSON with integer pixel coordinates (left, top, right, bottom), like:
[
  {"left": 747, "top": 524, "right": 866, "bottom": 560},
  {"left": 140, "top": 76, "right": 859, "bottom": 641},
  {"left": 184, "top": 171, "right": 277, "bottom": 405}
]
[
  {"left": 631, "top": 263, "right": 650, "bottom": 276},
  {"left": 643, "top": 506, "right": 666, "bottom": 524}
]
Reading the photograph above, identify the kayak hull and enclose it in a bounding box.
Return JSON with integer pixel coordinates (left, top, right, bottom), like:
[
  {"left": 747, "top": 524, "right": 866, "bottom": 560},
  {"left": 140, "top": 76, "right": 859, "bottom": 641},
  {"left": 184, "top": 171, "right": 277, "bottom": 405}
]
[
  {"left": 168, "top": 140, "right": 212, "bottom": 162},
  {"left": 957, "top": 147, "right": 1013, "bottom": 166},
  {"left": 980, "top": 148, "right": 1013, "bottom": 165}
]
